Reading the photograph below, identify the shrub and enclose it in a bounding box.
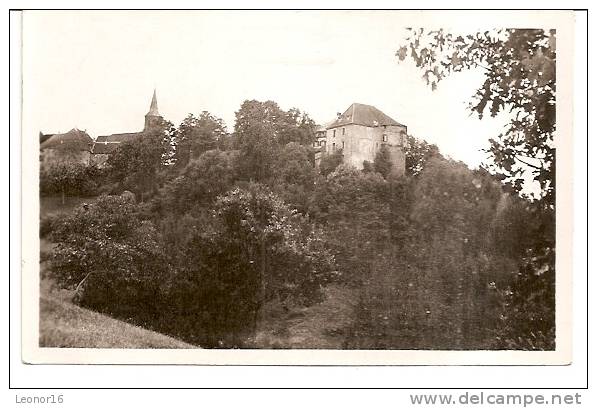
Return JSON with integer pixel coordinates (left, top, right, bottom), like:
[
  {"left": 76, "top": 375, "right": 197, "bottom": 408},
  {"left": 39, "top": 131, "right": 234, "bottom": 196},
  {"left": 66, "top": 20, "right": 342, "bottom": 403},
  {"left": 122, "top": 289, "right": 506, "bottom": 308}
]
[
  {"left": 40, "top": 162, "right": 101, "bottom": 200},
  {"left": 49, "top": 195, "right": 167, "bottom": 320},
  {"left": 40, "top": 214, "right": 59, "bottom": 238},
  {"left": 152, "top": 149, "right": 238, "bottom": 216},
  {"left": 319, "top": 149, "right": 343, "bottom": 176},
  {"left": 373, "top": 145, "right": 392, "bottom": 179},
  {"left": 48, "top": 186, "right": 336, "bottom": 348}
]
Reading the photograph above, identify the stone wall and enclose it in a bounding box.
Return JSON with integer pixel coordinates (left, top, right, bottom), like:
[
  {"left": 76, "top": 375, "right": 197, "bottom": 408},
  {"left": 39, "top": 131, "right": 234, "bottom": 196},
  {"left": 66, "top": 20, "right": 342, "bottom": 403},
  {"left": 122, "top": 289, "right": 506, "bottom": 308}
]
[{"left": 324, "top": 124, "right": 407, "bottom": 173}]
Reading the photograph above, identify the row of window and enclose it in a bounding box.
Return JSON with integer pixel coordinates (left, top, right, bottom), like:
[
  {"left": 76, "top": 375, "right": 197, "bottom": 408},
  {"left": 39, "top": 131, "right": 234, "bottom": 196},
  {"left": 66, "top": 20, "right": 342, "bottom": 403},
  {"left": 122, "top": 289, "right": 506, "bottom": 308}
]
[
  {"left": 331, "top": 128, "right": 390, "bottom": 142},
  {"left": 313, "top": 140, "right": 346, "bottom": 150},
  {"left": 314, "top": 130, "right": 398, "bottom": 149},
  {"left": 331, "top": 128, "right": 347, "bottom": 137}
]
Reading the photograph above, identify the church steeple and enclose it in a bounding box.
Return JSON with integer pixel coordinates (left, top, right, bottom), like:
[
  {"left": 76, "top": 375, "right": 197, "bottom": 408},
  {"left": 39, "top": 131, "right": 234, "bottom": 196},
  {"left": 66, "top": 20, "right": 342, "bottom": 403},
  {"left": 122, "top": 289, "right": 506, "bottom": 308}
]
[{"left": 144, "top": 89, "right": 162, "bottom": 131}]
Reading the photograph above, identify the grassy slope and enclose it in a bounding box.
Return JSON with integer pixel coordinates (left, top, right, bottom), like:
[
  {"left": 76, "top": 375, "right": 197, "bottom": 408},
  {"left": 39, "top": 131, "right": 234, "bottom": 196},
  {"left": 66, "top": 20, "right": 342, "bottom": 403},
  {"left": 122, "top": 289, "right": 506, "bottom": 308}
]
[{"left": 39, "top": 295, "right": 196, "bottom": 349}]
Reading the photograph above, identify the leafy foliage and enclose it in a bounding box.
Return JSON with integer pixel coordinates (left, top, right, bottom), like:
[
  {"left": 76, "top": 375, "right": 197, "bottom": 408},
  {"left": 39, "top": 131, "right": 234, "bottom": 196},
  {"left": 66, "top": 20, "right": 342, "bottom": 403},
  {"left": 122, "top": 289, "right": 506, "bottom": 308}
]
[
  {"left": 397, "top": 28, "right": 556, "bottom": 349},
  {"left": 346, "top": 158, "right": 516, "bottom": 349},
  {"left": 42, "top": 91, "right": 555, "bottom": 350},
  {"left": 168, "top": 185, "right": 336, "bottom": 346},
  {"left": 106, "top": 128, "right": 171, "bottom": 201},
  {"left": 233, "top": 100, "right": 316, "bottom": 182},
  {"left": 318, "top": 149, "right": 344, "bottom": 177},
  {"left": 48, "top": 195, "right": 166, "bottom": 313},
  {"left": 40, "top": 161, "right": 101, "bottom": 200},
  {"left": 233, "top": 100, "right": 284, "bottom": 181},
  {"left": 270, "top": 142, "right": 317, "bottom": 213},
  {"left": 154, "top": 149, "right": 238, "bottom": 215},
  {"left": 373, "top": 145, "right": 393, "bottom": 179},
  {"left": 173, "top": 112, "right": 228, "bottom": 168},
  {"left": 212, "top": 185, "right": 336, "bottom": 307},
  {"left": 310, "top": 165, "right": 390, "bottom": 285},
  {"left": 397, "top": 28, "right": 556, "bottom": 206},
  {"left": 404, "top": 134, "right": 441, "bottom": 177}
]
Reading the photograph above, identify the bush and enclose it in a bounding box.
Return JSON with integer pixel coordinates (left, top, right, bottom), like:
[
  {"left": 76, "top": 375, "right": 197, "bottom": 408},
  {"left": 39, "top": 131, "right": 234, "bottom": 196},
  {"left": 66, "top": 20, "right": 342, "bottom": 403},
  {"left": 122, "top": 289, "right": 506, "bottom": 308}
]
[
  {"left": 319, "top": 149, "right": 343, "bottom": 176},
  {"left": 40, "top": 162, "right": 102, "bottom": 199},
  {"left": 48, "top": 186, "right": 337, "bottom": 348},
  {"left": 49, "top": 195, "right": 167, "bottom": 318},
  {"left": 40, "top": 214, "right": 59, "bottom": 238},
  {"left": 152, "top": 149, "right": 238, "bottom": 216}
]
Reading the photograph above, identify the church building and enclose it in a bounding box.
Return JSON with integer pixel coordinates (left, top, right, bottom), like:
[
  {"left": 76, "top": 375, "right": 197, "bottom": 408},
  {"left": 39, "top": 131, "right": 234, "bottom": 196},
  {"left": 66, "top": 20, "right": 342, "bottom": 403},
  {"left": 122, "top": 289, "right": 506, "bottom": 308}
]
[{"left": 90, "top": 90, "right": 164, "bottom": 167}]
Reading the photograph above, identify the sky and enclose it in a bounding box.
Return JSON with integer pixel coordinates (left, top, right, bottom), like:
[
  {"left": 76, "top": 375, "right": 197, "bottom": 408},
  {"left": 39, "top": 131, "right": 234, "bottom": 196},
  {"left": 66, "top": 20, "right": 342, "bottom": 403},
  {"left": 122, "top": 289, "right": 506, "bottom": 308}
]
[{"left": 22, "top": 10, "right": 512, "bottom": 170}]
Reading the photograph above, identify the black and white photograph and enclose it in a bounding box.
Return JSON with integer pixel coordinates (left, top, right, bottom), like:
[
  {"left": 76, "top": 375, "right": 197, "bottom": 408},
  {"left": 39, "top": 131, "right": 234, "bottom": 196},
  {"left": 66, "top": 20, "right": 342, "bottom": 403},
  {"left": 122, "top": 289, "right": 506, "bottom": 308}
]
[{"left": 18, "top": 9, "right": 578, "bottom": 366}]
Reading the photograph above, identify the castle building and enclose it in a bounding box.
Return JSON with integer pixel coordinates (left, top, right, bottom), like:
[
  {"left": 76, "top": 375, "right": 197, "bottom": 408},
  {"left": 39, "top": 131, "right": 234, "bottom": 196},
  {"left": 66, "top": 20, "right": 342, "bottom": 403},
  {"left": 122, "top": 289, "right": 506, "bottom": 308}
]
[
  {"left": 90, "top": 90, "right": 164, "bottom": 167},
  {"left": 317, "top": 103, "right": 407, "bottom": 176}
]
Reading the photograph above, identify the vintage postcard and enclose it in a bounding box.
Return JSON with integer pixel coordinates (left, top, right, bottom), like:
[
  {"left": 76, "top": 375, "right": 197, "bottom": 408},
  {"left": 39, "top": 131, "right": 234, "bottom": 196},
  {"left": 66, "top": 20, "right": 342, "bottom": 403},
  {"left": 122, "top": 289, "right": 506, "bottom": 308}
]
[{"left": 19, "top": 9, "right": 576, "bottom": 365}]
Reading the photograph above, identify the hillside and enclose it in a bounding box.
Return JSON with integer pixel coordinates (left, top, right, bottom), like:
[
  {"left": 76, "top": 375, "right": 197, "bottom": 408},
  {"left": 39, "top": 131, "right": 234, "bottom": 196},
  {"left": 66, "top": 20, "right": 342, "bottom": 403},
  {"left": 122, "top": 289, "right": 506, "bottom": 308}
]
[{"left": 39, "top": 295, "right": 197, "bottom": 349}]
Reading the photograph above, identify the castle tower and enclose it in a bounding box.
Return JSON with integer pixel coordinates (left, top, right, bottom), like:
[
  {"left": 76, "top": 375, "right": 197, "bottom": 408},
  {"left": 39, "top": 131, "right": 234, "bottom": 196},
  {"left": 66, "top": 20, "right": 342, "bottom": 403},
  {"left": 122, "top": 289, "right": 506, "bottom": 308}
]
[{"left": 144, "top": 89, "right": 163, "bottom": 131}]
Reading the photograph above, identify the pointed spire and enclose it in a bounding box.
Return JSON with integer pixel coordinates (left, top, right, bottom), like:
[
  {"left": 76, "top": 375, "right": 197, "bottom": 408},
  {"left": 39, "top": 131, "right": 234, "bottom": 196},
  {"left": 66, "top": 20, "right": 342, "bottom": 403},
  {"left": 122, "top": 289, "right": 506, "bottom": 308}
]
[{"left": 146, "top": 88, "right": 160, "bottom": 117}]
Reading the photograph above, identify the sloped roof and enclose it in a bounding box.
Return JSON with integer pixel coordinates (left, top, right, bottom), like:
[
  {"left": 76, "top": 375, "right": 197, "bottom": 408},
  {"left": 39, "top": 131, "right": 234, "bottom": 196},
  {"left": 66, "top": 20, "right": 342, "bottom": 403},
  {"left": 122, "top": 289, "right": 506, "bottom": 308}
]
[
  {"left": 95, "top": 132, "right": 142, "bottom": 143},
  {"left": 40, "top": 128, "right": 94, "bottom": 151},
  {"left": 92, "top": 132, "right": 142, "bottom": 154},
  {"left": 327, "top": 103, "right": 405, "bottom": 129},
  {"left": 146, "top": 89, "right": 160, "bottom": 117}
]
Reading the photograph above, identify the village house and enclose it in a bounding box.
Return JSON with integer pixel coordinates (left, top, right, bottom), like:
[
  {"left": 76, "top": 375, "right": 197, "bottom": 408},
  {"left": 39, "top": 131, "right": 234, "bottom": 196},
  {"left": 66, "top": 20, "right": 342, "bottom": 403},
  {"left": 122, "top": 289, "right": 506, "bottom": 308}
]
[{"left": 39, "top": 128, "right": 94, "bottom": 170}]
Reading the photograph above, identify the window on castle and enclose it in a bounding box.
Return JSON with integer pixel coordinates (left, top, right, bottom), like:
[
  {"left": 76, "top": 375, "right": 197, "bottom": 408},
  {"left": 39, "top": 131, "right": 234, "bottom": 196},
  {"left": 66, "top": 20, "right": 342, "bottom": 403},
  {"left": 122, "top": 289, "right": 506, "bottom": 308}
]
[
  {"left": 332, "top": 142, "right": 336, "bottom": 151},
  {"left": 382, "top": 134, "right": 388, "bottom": 142},
  {"left": 333, "top": 130, "right": 336, "bottom": 137},
  {"left": 342, "top": 128, "right": 345, "bottom": 135},
  {"left": 342, "top": 141, "right": 345, "bottom": 149}
]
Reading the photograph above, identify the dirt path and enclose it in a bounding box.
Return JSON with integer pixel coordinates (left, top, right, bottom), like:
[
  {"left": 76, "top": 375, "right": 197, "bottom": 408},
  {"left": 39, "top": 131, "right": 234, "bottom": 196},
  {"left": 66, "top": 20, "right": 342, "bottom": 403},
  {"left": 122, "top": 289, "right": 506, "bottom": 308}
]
[{"left": 254, "top": 284, "right": 359, "bottom": 349}]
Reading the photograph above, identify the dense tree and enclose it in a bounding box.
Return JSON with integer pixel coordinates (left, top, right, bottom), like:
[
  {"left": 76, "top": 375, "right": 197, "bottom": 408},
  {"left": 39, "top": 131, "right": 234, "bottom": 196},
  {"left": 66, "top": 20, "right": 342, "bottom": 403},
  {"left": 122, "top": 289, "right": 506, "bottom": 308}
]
[
  {"left": 397, "top": 27, "right": 556, "bottom": 349},
  {"left": 40, "top": 162, "right": 101, "bottom": 204},
  {"left": 270, "top": 142, "right": 317, "bottom": 212},
  {"left": 210, "top": 185, "right": 336, "bottom": 337},
  {"left": 174, "top": 112, "right": 228, "bottom": 168},
  {"left": 233, "top": 100, "right": 284, "bottom": 181},
  {"left": 48, "top": 195, "right": 165, "bottom": 311},
  {"left": 42, "top": 81, "right": 554, "bottom": 350},
  {"left": 362, "top": 160, "right": 374, "bottom": 173},
  {"left": 404, "top": 135, "right": 441, "bottom": 177},
  {"left": 154, "top": 149, "right": 238, "bottom": 215},
  {"left": 277, "top": 108, "right": 317, "bottom": 146},
  {"left": 318, "top": 149, "right": 344, "bottom": 177},
  {"left": 373, "top": 145, "right": 393, "bottom": 179},
  {"left": 310, "top": 165, "right": 390, "bottom": 285},
  {"left": 233, "top": 100, "right": 318, "bottom": 182},
  {"left": 106, "top": 128, "right": 170, "bottom": 201},
  {"left": 346, "top": 158, "right": 515, "bottom": 349}
]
